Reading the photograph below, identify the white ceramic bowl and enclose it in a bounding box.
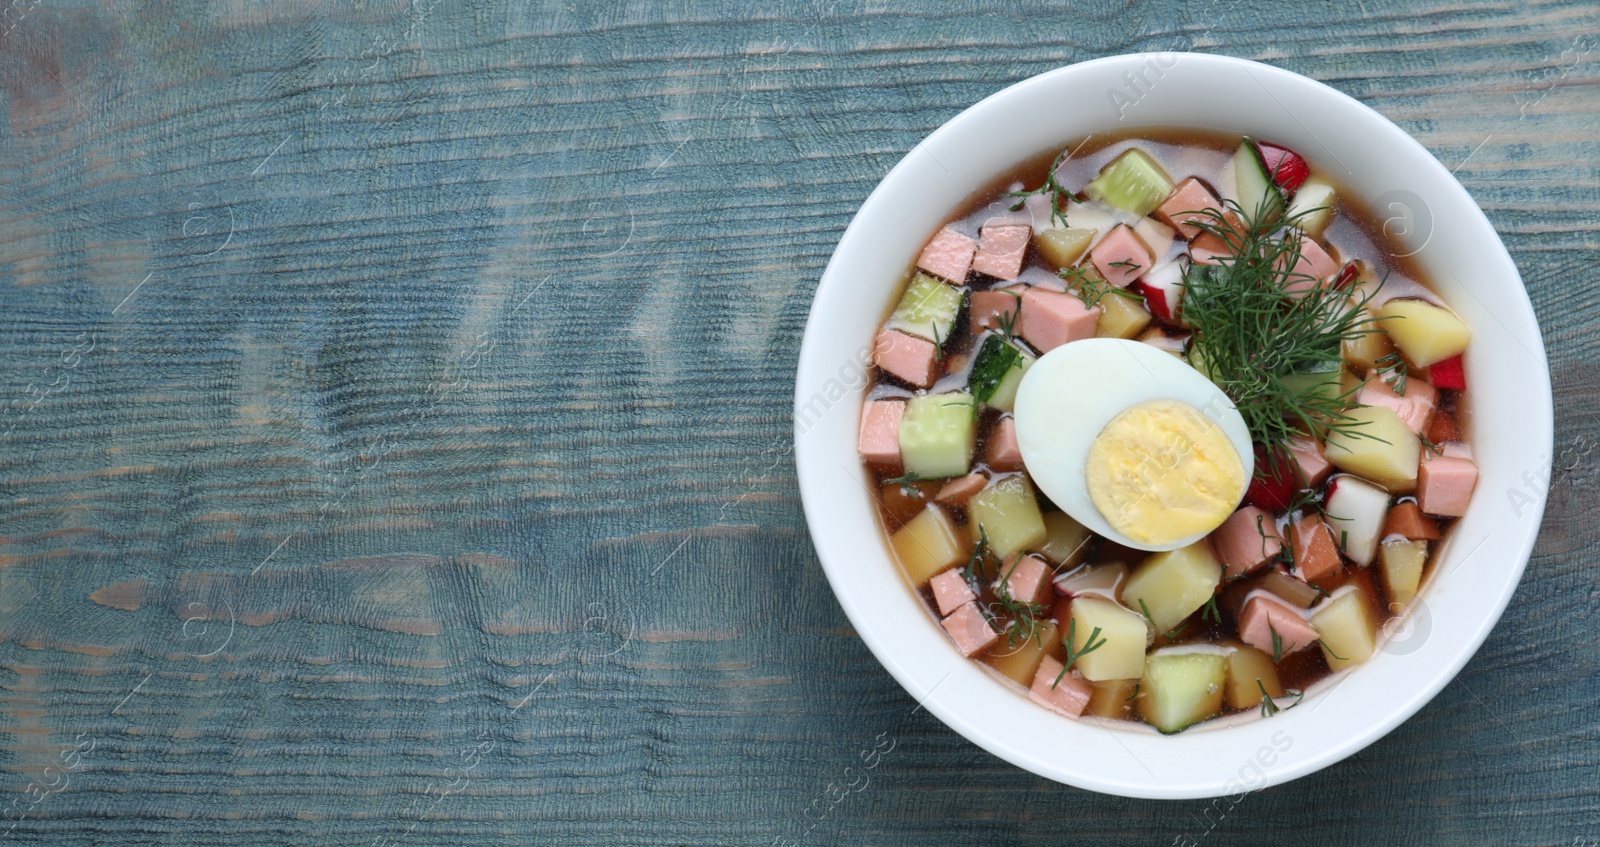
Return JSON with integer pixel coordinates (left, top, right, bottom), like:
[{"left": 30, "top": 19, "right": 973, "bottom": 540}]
[{"left": 793, "top": 53, "right": 1553, "bottom": 799}]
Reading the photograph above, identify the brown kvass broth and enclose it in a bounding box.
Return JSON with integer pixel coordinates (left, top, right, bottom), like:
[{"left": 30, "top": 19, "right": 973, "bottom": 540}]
[{"left": 866, "top": 127, "right": 1467, "bottom": 726}]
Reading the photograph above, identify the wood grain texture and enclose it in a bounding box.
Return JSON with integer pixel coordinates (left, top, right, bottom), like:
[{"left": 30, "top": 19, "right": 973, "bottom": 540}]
[{"left": 0, "top": 0, "right": 1596, "bottom": 843}]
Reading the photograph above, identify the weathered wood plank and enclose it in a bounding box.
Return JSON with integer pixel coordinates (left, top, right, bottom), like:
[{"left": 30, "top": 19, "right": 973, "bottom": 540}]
[{"left": 0, "top": 0, "right": 1596, "bottom": 844}]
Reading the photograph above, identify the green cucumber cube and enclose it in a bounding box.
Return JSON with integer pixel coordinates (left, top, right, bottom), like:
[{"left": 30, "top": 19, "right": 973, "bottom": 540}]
[
  {"left": 898, "top": 392, "right": 976, "bottom": 479},
  {"left": 1085, "top": 149, "right": 1174, "bottom": 217},
  {"left": 1137, "top": 648, "right": 1228, "bottom": 733},
  {"left": 885, "top": 273, "right": 964, "bottom": 344},
  {"left": 969, "top": 335, "right": 1035, "bottom": 413}
]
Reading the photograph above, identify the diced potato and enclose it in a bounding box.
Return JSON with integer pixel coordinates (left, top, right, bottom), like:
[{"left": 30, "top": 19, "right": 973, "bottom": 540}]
[
  {"left": 1037, "top": 511, "right": 1093, "bottom": 569},
  {"left": 1095, "top": 291, "right": 1154, "bottom": 339},
  {"left": 1343, "top": 321, "right": 1394, "bottom": 370},
  {"left": 899, "top": 392, "right": 977, "bottom": 479},
  {"left": 1324, "top": 405, "right": 1420, "bottom": 492},
  {"left": 1223, "top": 645, "right": 1285, "bottom": 710},
  {"left": 968, "top": 475, "right": 1047, "bottom": 561},
  {"left": 1138, "top": 648, "right": 1227, "bottom": 734},
  {"left": 985, "top": 620, "right": 1063, "bottom": 685},
  {"left": 1120, "top": 541, "right": 1221, "bottom": 634},
  {"left": 1379, "top": 539, "right": 1427, "bottom": 608},
  {"left": 1035, "top": 228, "right": 1096, "bottom": 267},
  {"left": 891, "top": 505, "right": 966, "bottom": 587},
  {"left": 1311, "top": 587, "right": 1379, "bottom": 671},
  {"left": 1068, "top": 596, "right": 1151, "bottom": 682},
  {"left": 1375, "top": 298, "right": 1473, "bottom": 368},
  {"left": 884, "top": 272, "right": 964, "bottom": 343},
  {"left": 1287, "top": 178, "right": 1337, "bottom": 237},
  {"left": 1085, "top": 677, "right": 1140, "bottom": 720}
]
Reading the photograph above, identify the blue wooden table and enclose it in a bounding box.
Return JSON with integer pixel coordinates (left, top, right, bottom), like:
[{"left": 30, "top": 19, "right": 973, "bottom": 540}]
[{"left": 1, "top": 1, "right": 1596, "bottom": 844}]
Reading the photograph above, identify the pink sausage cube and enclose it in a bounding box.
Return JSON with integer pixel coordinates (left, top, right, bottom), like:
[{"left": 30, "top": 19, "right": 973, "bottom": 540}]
[
  {"left": 998, "top": 554, "right": 1052, "bottom": 605},
  {"left": 1155, "top": 177, "right": 1224, "bottom": 241},
  {"left": 1283, "top": 237, "right": 1340, "bottom": 297},
  {"left": 1020, "top": 288, "right": 1099, "bottom": 354},
  {"left": 1239, "top": 594, "right": 1319, "bottom": 657},
  {"left": 1029, "top": 656, "right": 1092, "bottom": 718},
  {"left": 1418, "top": 452, "right": 1478, "bottom": 517},
  {"left": 1211, "top": 506, "right": 1283, "bottom": 578},
  {"left": 872, "top": 329, "right": 939, "bottom": 389},
  {"left": 916, "top": 227, "right": 977, "bottom": 284},
  {"left": 1358, "top": 378, "right": 1438, "bottom": 435},
  {"left": 929, "top": 568, "right": 976, "bottom": 616},
  {"left": 857, "top": 399, "right": 905, "bottom": 470},
  {"left": 934, "top": 471, "right": 988, "bottom": 507},
  {"left": 941, "top": 600, "right": 999, "bottom": 657},
  {"left": 969, "top": 286, "right": 1025, "bottom": 333},
  {"left": 971, "top": 224, "right": 1032, "bottom": 281},
  {"left": 1288, "top": 435, "right": 1333, "bottom": 488},
  {"left": 986, "top": 417, "right": 1024, "bottom": 472},
  {"left": 1089, "top": 224, "right": 1154, "bottom": 288}
]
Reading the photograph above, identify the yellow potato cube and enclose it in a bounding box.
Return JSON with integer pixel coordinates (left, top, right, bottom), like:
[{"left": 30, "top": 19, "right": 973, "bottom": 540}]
[
  {"left": 890, "top": 505, "right": 966, "bottom": 587},
  {"left": 1223, "top": 645, "right": 1285, "bottom": 710},
  {"left": 968, "top": 475, "right": 1047, "bottom": 561},
  {"left": 1120, "top": 541, "right": 1221, "bottom": 635},
  {"left": 1035, "top": 228, "right": 1096, "bottom": 267},
  {"left": 1311, "top": 587, "right": 1379, "bottom": 671},
  {"left": 1037, "top": 511, "right": 1092, "bottom": 568},
  {"left": 1376, "top": 298, "right": 1472, "bottom": 368},
  {"left": 1067, "top": 596, "right": 1151, "bottom": 682},
  {"left": 1324, "top": 405, "right": 1420, "bottom": 492},
  {"left": 1095, "top": 291, "right": 1154, "bottom": 339},
  {"left": 1379, "top": 539, "right": 1427, "bottom": 608}
]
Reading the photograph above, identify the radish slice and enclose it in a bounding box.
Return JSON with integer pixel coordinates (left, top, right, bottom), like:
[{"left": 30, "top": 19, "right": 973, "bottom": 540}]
[
  {"left": 1429, "top": 354, "right": 1466, "bottom": 390},
  {"left": 1323, "top": 475, "right": 1389, "bottom": 567},
  {"left": 1245, "top": 444, "right": 1298, "bottom": 513},
  {"left": 1256, "top": 141, "right": 1311, "bottom": 196},
  {"left": 1130, "top": 261, "right": 1185, "bottom": 326}
]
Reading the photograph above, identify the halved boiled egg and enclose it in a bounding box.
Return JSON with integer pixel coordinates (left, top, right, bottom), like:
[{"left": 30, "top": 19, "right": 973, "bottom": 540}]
[{"left": 1012, "top": 338, "right": 1254, "bottom": 552}]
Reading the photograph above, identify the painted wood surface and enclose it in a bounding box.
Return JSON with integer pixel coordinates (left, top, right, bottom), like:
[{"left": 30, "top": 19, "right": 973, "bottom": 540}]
[{"left": 0, "top": 1, "right": 1597, "bottom": 844}]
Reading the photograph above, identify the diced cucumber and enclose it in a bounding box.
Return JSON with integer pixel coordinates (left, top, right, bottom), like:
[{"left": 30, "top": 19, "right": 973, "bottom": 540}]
[
  {"left": 1120, "top": 541, "right": 1221, "bottom": 635},
  {"left": 1287, "top": 178, "right": 1337, "bottom": 237},
  {"left": 898, "top": 392, "right": 977, "bottom": 479},
  {"left": 1232, "top": 140, "right": 1285, "bottom": 226},
  {"left": 1035, "top": 228, "right": 1096, "bottom": 267},
  {"left": 967, "top": 474, "right": 1047, "bottom": 561},
  {"left": 1085, "top": 149, "right": 1175, "bottom": 218},
  {"left": 1281, "top": 359, "right": 1349, "bottom": 406},
  {"left": 884, "top": 273, "right": 964, "bottom": 343},
  {"left": 970, "top": 335, "right": 1034, "bottom": 412},
  {"left": 1138, "top": 647, "right": 1228, "bottom": 733}
]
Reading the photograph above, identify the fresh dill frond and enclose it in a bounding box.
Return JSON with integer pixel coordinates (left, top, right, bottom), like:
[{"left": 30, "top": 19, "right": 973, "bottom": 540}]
[
  {"left": 1269, "top": 621, "right": 1290, "bottom": 663},
  {"left": 1005, "top": 148, "right": 1075, "bottom": 228},
  {"left": 1320, "top": 639, "right": 1347, "bottom": 661},
  {"left": 1201, "top": 595, "right": 1221, "bottom": 624},
  {"left": 991, "top": 555, "right": 1050, "bottom": 649},
  {"left": 995, "top": 289, "right": 1023, "bottom": 341},
  {"left": 1053, "top": 619, "right": 1107, "bottom": 689},
  {"left": 1258, "top": 680, "right": 1280, "bottom": 717},
  {"left": 882, "top": 472, "right": 926, "bottom": 499},
  {"left": 1375, "top": 350, "right": 1408, "bottom": 395},
  {"left": 1058, "top": 266, "right": 1140, "bottom": 310},
  {"left": 961, "top": 526, "right": 992, "bottom": 589},
  {"left": 1180, "top": 196, "right": 1391, "bottom": 457}
]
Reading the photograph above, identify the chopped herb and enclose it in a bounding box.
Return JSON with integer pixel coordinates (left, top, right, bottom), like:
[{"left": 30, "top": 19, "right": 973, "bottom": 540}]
[
  {"left": 930, "top": 321, "right": 946, "bottom": 363},
  {"left": 1124, "top": 682, "right": 1142, "bottom": 703},
  {"left": 995, "top": 289, "right": 1023, "bottom": 341},
  {"left": 1375, "top": 350, "right": 1408, "bottom": 396},
  {"left": 1202, "top": 595, "right": 1221, "bottom": 624},
  {"left": 1180, "top": 197, "right": 1392, "bottom": 456},
  {"left": 1005, "top": 148, "right": 1075, "bottom": 228},
  {"left": 1107, "top": 258, "right": 1143, "bottom": 272},
  {"left": 961, "top": 526, "right": 992, "bottom": 589},
  {"left": 1137, "top": 598, "right": 1158, "bottom": 629},
  {"left": 1269, "top": 621, "right": 1292, "bottom": 663},
  {"left": 1320, "top": 639, "right": 1347, "bottom": 661},
  {"left": 1060, "top": 266, "right": 1143, "bottom": 310},
  {"left": 1258, "top": 680, "right": 1280, "bottom": 717},
  {"left": 1053, "top": 619, "right": 1107, "bottom": 688},
  {"left": 991, "top": 555, "right": 1051, "bottom": 649},
  {"left": 883, "top": 472, "right": 925, "bottom": 499}
]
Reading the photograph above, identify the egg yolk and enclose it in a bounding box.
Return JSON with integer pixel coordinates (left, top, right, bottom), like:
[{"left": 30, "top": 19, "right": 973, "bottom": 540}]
[{"left": 1085, "top": 399, "right": 1246, "bottom": 546}]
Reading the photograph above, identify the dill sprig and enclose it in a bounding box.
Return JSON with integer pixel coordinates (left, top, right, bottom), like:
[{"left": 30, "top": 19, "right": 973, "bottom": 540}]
[
  {"left": 1180, "top": 196, "right": 1390, "bottom": 457},
  {"left": 882, "top": 472, "right": 926, "bottom": 499},
  {"left": 1053, "top": 618, "right": 1107, "bottom": 689},
  {"left": 990, "top": 556, "right": 1050, "bottom": 649},
  {"left": 1005, "top": 148, "right": 1075, "bottom": 228},
  {"left": 961, "top": 526, "right": 992, "bottom": 590},
  {"left": 1059, "top": 265, "right": 1142, "bottom": 310},
  {"left": 1258, "top": 680, "right": 1281, "bottom": 717},
  {"left": 1374, "top": 350, "right": 1407, "bottom": 395}
]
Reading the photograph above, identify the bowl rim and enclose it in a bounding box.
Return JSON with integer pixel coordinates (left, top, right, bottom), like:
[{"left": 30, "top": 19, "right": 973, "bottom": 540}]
[{"left": 793, "top": 51, "right": 1553, "bottom": 799}]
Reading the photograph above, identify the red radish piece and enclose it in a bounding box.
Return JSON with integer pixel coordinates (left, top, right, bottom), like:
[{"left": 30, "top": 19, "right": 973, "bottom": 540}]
[
  {"left": 1130, "top": 262, "right": 1185, "bottom": 326},
  {"left": 1323, "top": 474, "right": 1389, "bottom": 567},
  {"left": 1331, "top": 263, "right": 1359, "bottom": 291},
  {"left": 1245, "top": 444, "right": 1298, "bottom": 513},
  {"left": 1256, "top": 141, "right": 1311, "bottom": 196},
  {"left": 1430, "top": 354, "right": 1466, "bottom": 390}
]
